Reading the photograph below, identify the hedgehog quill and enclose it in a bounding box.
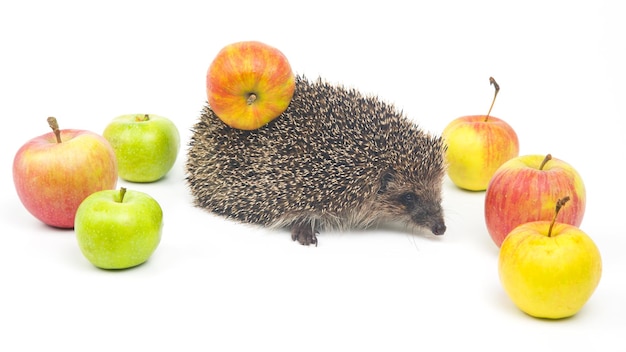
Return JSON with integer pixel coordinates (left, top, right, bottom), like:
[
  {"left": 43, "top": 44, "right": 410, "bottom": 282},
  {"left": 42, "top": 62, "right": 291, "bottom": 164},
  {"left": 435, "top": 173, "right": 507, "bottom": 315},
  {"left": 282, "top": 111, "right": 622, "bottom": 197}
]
[{"left": 186, "top": 75, "right": 447, "bottom": 246}]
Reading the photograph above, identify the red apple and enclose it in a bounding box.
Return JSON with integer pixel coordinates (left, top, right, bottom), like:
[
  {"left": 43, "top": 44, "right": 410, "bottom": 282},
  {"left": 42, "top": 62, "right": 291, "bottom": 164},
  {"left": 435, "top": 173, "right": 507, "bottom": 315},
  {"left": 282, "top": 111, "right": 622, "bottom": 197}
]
[
  {"left": 206, "top": 40, "right": 295, "bottom": 130},
  {"left": 442, "top": 77, "right": 519, "bottom": 191},
  {"left": 13, "top": 117, "right": 118, "bottom": 228},
  {"left": 485, "top": 153, "right": 586, "bottom": 247}
]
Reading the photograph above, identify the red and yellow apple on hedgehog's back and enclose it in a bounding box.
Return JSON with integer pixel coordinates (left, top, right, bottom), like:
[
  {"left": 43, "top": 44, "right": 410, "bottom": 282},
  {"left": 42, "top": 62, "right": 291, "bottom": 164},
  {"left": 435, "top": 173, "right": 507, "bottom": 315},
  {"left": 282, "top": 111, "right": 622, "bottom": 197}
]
[{"left": 206, "top": 41, "right": 296, "bottom": 131}]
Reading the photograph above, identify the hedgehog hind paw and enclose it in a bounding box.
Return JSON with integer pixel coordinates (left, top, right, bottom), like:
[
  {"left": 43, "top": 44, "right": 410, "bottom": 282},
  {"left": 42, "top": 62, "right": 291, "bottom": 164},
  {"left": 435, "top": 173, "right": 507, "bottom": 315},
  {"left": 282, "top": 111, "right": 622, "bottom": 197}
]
[{"left": 290, "top": 222, "right": 319, "bottom": 246}]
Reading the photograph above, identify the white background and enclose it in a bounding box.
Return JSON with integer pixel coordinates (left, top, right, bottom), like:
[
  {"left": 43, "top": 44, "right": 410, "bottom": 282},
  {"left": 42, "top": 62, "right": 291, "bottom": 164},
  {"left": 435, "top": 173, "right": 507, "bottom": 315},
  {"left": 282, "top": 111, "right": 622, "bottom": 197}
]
[{"left": 1, "top": 1, "right": 624, "bottom": 351}]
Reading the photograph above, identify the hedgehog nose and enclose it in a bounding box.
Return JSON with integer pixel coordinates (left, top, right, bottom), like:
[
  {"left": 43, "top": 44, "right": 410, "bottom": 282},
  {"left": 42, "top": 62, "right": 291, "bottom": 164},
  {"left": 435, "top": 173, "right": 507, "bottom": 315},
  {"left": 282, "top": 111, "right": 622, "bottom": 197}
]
[{"left": 431, "top": 222, "right": 446, "bottom": 236}]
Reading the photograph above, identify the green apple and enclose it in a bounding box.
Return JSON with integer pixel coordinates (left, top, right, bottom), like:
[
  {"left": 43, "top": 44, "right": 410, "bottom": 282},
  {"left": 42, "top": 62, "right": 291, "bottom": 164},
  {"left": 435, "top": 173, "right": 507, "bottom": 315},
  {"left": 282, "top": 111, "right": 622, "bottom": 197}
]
[
  {"left": 75, "top": 187, "right": 163, "bottom": 269},
  {"left": 498, "top": 197, "right": 602, "bottom": 319},
  {"left": 103, "top": 113, "right": 180, "bottom": 182}
]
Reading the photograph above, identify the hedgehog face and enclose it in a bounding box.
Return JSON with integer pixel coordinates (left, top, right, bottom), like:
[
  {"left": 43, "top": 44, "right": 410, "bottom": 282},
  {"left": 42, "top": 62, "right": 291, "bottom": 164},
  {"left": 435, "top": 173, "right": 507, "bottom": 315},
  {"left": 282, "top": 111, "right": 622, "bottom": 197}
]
[{"left": 374, "top": 170, "right": 446, "bottom": 236}]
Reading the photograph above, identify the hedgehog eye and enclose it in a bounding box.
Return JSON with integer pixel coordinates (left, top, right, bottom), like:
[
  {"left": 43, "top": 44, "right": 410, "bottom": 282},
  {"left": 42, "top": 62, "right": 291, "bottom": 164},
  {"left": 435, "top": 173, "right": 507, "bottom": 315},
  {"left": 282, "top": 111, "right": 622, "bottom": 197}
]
[{"left": 399, "top": 192, "right": 418, "bottom": 209}]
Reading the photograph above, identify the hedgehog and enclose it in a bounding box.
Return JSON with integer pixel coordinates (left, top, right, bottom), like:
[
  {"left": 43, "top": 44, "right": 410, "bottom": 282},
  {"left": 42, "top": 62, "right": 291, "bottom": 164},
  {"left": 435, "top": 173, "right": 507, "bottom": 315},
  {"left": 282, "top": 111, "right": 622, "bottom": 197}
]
[{"left": 186, "top": 75, "right": 447, "bottom": 246}]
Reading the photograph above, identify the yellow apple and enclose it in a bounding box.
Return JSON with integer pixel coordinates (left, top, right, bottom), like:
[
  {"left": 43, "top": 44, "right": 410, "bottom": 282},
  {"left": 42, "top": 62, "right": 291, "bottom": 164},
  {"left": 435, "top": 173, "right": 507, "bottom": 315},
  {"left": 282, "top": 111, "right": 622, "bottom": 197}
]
[
  {"left": 498, "top": 197, "right": 602, "bottom": 319},
  {"left": 442, "top": 77, "right": 519, "bottom": 191}
]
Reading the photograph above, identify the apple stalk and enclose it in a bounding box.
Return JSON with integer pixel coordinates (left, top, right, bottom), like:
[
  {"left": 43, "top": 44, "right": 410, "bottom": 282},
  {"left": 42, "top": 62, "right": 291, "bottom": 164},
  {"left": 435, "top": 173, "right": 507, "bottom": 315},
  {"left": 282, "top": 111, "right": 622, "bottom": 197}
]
[
  {"left": 548, "top": 196, "right": 570, "bottom": 237},
  {"left": 135, "top": 114, "right": 151, "bottom": 122},
  {"left": 47, "top": 117, "right": 62, "bottom": 143},
  {"left": 539, "top": 154, "right": 552, "bottom": 170},
  {"left": 117, "top": 187, "right": 127, "bottom": 203},
  {"left": 485, "top": 77, "right": 500, "bottom": 122},
  {"left": 246, "top": 93, "right": 257, "bottom": 105}
]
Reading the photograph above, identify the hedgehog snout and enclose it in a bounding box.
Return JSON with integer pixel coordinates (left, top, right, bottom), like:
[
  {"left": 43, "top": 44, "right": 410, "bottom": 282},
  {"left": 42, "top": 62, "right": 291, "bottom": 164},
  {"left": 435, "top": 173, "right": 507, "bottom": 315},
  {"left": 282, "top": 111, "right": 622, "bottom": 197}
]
[
  {"left": 410, "top": 205, "right": 446, "bottom": 236},
  {"left": 431, "top": 221, "right": 446, "bottom": 236}
]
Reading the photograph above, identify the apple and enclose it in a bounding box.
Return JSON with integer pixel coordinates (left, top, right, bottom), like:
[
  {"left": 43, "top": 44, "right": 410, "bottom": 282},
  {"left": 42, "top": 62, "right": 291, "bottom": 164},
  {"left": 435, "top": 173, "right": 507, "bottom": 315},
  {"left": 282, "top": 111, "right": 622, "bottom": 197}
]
[
  {"left": 13, "top": 117, "right": 118, "bottom": 228},
  {"left": 206, "top": 40, "right": 295, "bottom": 130},
  {"left": 442, "top": 77, "right": 519, "bottom": 191},
  {"left": 498, "top": 197, "right": 602, "bottom": 319},
  {"left": 103, "top": 113, "right": 180, "bottom": 183},
  {"left": 485, "top": 153, "right": 586, "bottom": 247},
  {"left": 74, "top": 187, "right": 163, "bottom": 269}
]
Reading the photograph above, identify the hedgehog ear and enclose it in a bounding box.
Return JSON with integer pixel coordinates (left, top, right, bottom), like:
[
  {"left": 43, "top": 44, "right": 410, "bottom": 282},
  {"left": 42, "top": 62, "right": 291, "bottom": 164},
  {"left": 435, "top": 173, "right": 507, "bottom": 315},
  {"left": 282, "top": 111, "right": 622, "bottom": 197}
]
[{"left": 378, "top": 169, "right": 396, "bottom": 194}]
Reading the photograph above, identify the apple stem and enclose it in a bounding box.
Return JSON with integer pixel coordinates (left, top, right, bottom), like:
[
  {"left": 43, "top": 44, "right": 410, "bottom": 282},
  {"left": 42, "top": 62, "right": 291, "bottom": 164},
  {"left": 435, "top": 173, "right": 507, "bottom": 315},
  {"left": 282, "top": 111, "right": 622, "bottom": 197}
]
[
  {"left": 117, "top": 187, "right": 127, "bottom": 203},
  {"left": 47, "top": 117, "right": 62, "bottom": 143},
  {"left": 485, "top": 77, "right": 500, "bottom": 122},
  {"left": 539, "top": 154, "right": 552, "bottom": 170},
  {"left": 548, "top": 196, "right": 570, "bottom": 237},
  {"left": 136, "top": 114, "right": 150, "bottom": 122},
  {"left": 246, "top": 93, "right": 257, "bottom": 105}
]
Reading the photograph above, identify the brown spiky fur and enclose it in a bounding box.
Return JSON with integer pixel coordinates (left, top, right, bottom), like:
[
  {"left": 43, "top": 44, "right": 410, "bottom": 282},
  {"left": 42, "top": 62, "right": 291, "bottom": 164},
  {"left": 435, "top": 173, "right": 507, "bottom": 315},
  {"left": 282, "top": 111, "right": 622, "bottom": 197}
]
[{"left": 186, "top": 75, "right": 447, "bottom": 246}]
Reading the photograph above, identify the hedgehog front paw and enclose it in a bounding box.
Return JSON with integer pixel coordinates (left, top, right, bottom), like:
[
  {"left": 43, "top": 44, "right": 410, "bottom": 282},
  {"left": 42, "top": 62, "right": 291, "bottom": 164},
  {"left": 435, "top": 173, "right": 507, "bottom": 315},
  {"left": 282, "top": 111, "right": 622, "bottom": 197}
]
[{"left": 290, "top": 223, "right": 318, "bottom": 246}]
